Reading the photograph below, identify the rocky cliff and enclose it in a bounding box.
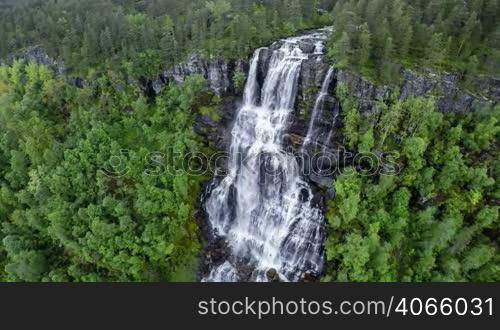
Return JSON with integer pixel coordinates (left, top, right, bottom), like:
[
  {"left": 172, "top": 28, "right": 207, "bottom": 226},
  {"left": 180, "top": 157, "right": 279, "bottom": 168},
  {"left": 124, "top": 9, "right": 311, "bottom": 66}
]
[
  {"left": 6, "top": 32, "right": 499, "bottom": 189},
  {"left": 4, "top": 46, "right": 85, "bottom": 88},
  {"left": 6, "top": 46, "right": 66, "bottom": 74},
  {"left": 166, "top": 31, "right": 499, "bottom": 151},
  {"left": 163, "top": 54, "right": 248, "bottom": 97},
  {"left": 177, "top": 29, "right": 499, "bottom": 187},
  {"left": 189, "top": 30, "right": 499, "bottom": 281}
]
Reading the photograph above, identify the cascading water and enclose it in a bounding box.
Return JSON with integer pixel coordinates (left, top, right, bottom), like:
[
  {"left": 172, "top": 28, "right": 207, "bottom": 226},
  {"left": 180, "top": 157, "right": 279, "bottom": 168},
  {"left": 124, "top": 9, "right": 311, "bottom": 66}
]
[
  {"left": 303, "top": 67, "right": 335, "bottom": 149},
  {"left": 203, "top": 30, "right": 331, "bottom": 282}
]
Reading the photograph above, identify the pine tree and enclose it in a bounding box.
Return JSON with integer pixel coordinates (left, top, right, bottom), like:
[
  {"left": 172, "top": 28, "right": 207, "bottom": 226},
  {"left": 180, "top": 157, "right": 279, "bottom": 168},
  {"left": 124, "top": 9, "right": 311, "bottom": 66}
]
[
  {"left": 100, "top": 27, "right": 113, "bottom": 57},
  {"left": 398, "top": 14, "right": 413, "bottom": 60},
  {"left": 426, "top": 32, "right": 446, "bottom": 68},
  {"left": 160, "top": 16, "right": 177, "bottom": 66},
  {"left": 358, "top": 23, "right": 372, "bottom": 68},
  {"left": 331, "top": 31, "right": 352, "bottom": 68},
  {"left": 286, "top": 0, "right": 303, "bottom": 31},
  {"left": 458, "top": 12, "right": 479, "bottom": 58}
]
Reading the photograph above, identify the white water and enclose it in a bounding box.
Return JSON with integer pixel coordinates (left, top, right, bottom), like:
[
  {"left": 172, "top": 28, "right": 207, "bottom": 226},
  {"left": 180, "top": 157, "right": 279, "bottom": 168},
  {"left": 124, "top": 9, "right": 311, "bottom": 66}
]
[
  {"left": 303, "top": 67, "right": 335, "bottom": 149},
  {"left": 322, "top": 113, "right": 338, "bottom": 153},
  {"left": 203, "top": 31, "right": 330, "bottom": 282}
]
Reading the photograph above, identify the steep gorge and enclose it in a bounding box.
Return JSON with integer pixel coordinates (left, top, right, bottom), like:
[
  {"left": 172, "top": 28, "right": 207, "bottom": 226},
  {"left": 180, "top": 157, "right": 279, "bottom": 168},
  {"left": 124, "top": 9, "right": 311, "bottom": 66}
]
[
  {"left": 201, "top": 30, "right": 331, "bottom": 282},
  {"left": 185, "top": 28, "right": 500, "bottom": 282}
]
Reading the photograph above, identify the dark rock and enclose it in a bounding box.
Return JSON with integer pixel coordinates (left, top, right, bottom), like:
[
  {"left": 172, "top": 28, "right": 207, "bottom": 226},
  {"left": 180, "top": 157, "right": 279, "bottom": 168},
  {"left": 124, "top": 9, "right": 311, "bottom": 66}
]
[
  {"left": 302, "top": 271, "right": 319, "bottom": 282},
  {"left": 300, "top": 56, "right": 331, "bottom": 92},
  {"left": 138, "top": 77, "right": 157, "bottom": 100},
  {"left": 256, "top": 47, "right": 272, "bottom": 89},
  {"left": 163, "top": 54, "right": 249, "bottom": 97},
  {"left": 193, "top": 95, "right": 240, "bottom": 162},
  {"left": 286, "top": 133, "right": 306, "bottom": 149},
  {"left": 298, "top": 40, "right": 316, "bottom": 54},
  {"left": 309, "top": 173, "right": 334, "bottom": 190},
  {"left": 198, "top": 231, "right": 231, "bottom": 277},
  {"left": 8, "top": 46, "right": 66, "bottom": 75},
  {"left": 209, "top": 238, "right": 230, "bottom": 264},
  {"left": 68, "top": 77, "right": 85, "bottom": 88},
  {"left": 336, "top": 69, "right": 389, "bottom": 112},
  {"left": 5, "top": 46, "right": 86, "bottom": 89},
  {"left": 266, "top": 268, "right": 281, "bottom": 282},
  {"left": 238, "top": 264, "right": 255, "bottom": 281}
]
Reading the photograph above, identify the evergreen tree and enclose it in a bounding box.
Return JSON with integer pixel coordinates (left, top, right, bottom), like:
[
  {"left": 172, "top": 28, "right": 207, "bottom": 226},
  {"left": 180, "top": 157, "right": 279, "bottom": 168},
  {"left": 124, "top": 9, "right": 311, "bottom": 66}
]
[
  {"left": 358, "top": 23, "right": 372, "bottom": 68},
  {"left": 330, "top": 31, "right": 352, "bottom": 68},
  {"left": 426, "top": 32, "right": 446, "bottom": 68}
]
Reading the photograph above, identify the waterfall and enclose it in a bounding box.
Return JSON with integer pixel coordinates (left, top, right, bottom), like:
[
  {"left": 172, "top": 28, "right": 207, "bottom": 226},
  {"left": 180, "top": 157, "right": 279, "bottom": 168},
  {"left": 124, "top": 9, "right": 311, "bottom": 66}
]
[
  {"left": 302, "top": 67, "right": 335, "bottom": 149},
  {"left": 203, "top": 31, "right": 330, "bottom": 282},
  {"left": 322, "top": 113, "right": 338, "bottom": 154}
]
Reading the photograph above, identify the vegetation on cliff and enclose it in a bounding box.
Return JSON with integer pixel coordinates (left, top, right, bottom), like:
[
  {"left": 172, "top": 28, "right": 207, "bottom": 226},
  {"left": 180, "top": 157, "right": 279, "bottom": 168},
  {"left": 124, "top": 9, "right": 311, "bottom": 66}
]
[{"left": 324, "top": 87, "right": 499, "bottom": 281}]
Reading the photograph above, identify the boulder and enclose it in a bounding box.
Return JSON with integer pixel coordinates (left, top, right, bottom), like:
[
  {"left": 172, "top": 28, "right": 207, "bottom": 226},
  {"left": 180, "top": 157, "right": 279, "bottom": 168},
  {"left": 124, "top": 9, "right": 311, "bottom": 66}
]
[
  {"left": 266, "top": 268, "right": 281, "bottom": 282},
  {"left": 302, "top": 271, "right": 319, "bottom": 282}
]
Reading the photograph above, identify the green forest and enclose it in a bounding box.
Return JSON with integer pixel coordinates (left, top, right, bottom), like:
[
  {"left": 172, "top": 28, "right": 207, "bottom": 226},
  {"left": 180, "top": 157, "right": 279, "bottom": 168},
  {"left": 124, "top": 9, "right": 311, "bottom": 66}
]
[
  {"left": 0, "top": 0, "right": 499, "bottom": 282},
  {"left": 325, "top": 88, "right": 499, "bottom": 281},
  {"left": 0, "top": 61, "right": 215, "bottom": 281},
  {"left": 0, "top": 0, "right": 334, "bottom": 76},
  {"left": 328, "top": 0, "right": 500, "bottom": 82}
]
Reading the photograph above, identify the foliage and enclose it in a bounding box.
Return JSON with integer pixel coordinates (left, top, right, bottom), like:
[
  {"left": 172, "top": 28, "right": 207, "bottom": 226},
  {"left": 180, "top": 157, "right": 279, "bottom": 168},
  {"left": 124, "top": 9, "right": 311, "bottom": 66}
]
[
  {"left": 1, "top": 0, "right": 498, "bottom": 284},
  {"left": 327, "top": 0, "right": 500, "bottom": 82},
  {"left": 0, "top": 0, "right": 334, "bottom": 77},
  {"left": 324, "top": 90, "right": 500, "bottom": 282},
  {"left": 232, "top": 69, "right": 246, "bottom": 94},
  {"left": 0, "top": 61, "right": 210, "bottom": 281}
]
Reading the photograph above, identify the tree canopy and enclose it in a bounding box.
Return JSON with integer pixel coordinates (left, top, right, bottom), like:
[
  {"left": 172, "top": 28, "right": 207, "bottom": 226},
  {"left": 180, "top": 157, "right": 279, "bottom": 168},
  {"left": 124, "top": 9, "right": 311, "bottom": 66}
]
[
  {"left": 327, "top": 0, "right": 500, "bottom": 82},
  {"left": 0, "top": 60, "right": 213, "bottom": 281},
  {"left": 0, "top": 0, "right": 334, "bottom": 76},
  {"left": 324, "top": 87, "right": 499, "bottom": 282}
]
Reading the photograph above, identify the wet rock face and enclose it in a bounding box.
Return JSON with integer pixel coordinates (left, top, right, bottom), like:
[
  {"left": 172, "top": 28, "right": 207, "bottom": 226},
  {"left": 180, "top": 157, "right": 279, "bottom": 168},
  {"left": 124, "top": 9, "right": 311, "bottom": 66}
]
[
  {"left": 256, "top": 48, "right": 272, "bottom": 88},
  {"left": 199, "top": 237, "right": 231, "bottom": 276},
  {"left": 266, "top": 268, "right": 281, "bottom": 282},
  {"left": 301, "top": 271, "right": 320, "bottom": 282}
]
